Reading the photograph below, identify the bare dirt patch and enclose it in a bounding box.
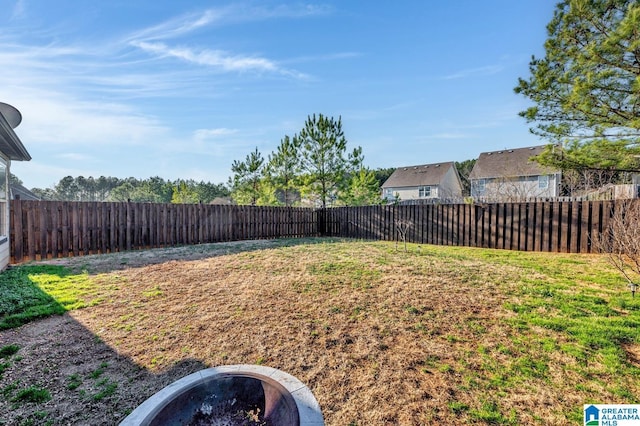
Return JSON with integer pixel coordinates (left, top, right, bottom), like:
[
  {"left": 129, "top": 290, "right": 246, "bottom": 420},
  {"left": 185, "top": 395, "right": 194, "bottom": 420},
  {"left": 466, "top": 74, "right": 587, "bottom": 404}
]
[{"left": 624, "top": 343, "right": 640, "bottom": 368}]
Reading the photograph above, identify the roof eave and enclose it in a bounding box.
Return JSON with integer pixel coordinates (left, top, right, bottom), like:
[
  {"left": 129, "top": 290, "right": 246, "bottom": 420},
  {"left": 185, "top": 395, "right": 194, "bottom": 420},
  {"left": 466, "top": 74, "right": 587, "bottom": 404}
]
[{"left": 0, "top": 113, "right": 31, "bottom": 161}]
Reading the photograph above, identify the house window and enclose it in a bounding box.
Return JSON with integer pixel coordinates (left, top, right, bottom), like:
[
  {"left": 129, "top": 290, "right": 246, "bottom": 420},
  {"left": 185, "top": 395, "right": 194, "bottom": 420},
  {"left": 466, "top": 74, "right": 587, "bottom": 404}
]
[
  {"left": 384, "top": 188, "right": 393, "bottom": 198},
  {"left": 538, "top": 175, "right": 549, "bottom": 189},
  {"left": 419, "top": 186, "right": 431, "bottom": 198},
  {"left": 474, "top": 179, "right": 486, "bottom": 195}
]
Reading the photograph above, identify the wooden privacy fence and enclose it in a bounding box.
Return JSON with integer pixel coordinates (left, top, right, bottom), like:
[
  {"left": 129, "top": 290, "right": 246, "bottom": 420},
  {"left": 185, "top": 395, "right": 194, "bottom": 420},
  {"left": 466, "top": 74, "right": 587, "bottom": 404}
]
[
  {"left": 10, "top": 200, "right": 318, "bottom": 263},
  {"left": 319, "top": 200, "right": 617, "bottom": 254},
  {"left": 9, "top": 199, "right": 625, "bottom": 263}
]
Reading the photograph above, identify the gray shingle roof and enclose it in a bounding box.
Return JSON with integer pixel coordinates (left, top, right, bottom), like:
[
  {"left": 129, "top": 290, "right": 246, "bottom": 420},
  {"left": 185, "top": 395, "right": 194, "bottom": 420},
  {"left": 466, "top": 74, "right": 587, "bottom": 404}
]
[
  {"left": 382, "top": 162, "right": 456, "bottom": 188},
  {"left": 11, "top": 183, "right": 40, "bottom": 200},
  {"left": 468, "top": 145, "right": 558, "bottom": 180}
]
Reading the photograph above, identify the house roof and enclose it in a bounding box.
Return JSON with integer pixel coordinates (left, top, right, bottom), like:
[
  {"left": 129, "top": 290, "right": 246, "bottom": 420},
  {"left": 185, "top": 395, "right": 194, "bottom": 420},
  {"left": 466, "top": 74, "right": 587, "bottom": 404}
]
[
  {"left": 382, "top": 162, "right": 456, "bottom": 188},
  {"left": 0, "top": 103, "right": 31, "bottom": 162},
  {"left": 468, "top": 145, "right": 557, "bottom": 180},
  {"left": 11, "top": 183, "right": 40, "bottom": 200}
]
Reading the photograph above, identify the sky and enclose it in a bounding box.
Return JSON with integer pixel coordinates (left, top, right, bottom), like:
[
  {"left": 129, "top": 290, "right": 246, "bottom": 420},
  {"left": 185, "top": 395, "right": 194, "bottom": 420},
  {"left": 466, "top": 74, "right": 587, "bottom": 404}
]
[{"left": 1, "top": 0, "right": 558, "bottom": 190}]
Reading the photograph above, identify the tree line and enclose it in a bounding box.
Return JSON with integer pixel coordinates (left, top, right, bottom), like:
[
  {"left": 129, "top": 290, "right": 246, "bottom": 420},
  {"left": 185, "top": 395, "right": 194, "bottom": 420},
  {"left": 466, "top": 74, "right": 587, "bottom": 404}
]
[{"left": 29, "top": 176, "right": 229, "bottom": 204}]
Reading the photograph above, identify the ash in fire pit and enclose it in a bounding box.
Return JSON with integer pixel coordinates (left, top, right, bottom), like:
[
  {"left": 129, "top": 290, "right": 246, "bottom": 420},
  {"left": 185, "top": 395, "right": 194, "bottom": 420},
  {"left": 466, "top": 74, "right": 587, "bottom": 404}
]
[
  {"left": 120, "top": 365, "right": 324, "bottom": 426},
  {"left": 154, "top": 375, "right": 279, "bottom": 426}
]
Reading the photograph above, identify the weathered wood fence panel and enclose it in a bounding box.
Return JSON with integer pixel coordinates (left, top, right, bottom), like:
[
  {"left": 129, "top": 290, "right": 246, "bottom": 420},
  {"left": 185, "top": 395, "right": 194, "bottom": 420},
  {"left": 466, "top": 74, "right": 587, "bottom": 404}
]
[
  {"left": 10, "top": 199, "right": 626, "bottom": 264},
  {"left": 10, "top": 201, "right": 318, "bottom": 263},
  {"left": 321, "top": 201, "right": 617, "bottom": 254}
]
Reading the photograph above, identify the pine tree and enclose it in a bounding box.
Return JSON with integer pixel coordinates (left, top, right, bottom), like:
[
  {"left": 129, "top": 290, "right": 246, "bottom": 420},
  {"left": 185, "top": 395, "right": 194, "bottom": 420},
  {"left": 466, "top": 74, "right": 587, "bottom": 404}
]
[{"left": 515, "top": 0, "right": 640, "bottom": 174}]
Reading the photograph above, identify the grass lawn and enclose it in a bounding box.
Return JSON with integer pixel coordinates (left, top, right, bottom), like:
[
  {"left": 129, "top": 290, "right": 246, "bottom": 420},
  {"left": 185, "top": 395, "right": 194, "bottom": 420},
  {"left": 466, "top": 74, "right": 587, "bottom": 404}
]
[{"left": 1, "top": 238, "right": 639, "bottom": 425}]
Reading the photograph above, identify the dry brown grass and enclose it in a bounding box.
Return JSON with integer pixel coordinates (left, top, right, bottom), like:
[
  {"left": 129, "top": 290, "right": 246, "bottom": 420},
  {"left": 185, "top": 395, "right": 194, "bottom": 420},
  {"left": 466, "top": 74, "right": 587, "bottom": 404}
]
[{"left": 1, "top": 238, "right": 638, "bottom": 425}]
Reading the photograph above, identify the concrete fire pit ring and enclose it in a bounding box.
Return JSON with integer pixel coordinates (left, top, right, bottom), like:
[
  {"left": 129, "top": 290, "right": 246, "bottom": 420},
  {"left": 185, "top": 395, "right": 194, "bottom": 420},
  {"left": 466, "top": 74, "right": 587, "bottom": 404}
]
[{"left": 119, "top": 364, "right": 324, "bottom": 425}]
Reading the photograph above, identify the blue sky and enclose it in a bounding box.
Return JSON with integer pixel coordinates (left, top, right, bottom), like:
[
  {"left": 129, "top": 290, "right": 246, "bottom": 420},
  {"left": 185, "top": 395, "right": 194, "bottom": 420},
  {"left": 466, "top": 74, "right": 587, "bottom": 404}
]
[{"left": 1, "top": 0, "right": 557, "bottom": 189}]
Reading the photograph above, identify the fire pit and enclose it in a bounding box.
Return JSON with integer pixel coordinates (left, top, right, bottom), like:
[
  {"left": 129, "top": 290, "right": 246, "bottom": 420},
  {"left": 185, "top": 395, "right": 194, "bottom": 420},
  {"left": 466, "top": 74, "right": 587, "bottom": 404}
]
[{"left": 119, "top": 365, "right": 324, "bottom": 426}]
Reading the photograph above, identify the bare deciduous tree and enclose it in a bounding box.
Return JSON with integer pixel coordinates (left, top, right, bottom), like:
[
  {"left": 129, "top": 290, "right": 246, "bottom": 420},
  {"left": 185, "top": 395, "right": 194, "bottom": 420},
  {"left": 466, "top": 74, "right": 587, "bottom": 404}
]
[
  {"left": 592, "top": 200, "right": 640, "bottom": 297},
  {"left": 395, "top": 220, "right": 410, "bottom": 252}
]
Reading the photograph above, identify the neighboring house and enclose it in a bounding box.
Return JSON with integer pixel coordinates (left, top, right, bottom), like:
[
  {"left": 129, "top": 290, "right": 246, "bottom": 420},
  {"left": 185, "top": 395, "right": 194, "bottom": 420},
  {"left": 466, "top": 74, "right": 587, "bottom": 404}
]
[
  {"left": 381, "top": 162, "right": 463, "bottom": 203},
  {"left": 0, "top": 102, "right": 32, "bottom": 270},
  {"left": 10, "top": 183, "right": 40, "bottom": 200},
  {"left": 469, "top": 145, "right": 561, "bottom": 200}
]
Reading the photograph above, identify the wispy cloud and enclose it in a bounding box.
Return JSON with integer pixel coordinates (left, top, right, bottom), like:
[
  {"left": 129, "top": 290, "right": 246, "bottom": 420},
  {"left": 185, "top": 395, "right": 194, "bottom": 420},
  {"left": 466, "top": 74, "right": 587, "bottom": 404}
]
[
  {"left": 10, "top": 89, "right": 169, "bottom": 147},
  {"left": 193, "top": 128, "right": 238, "bottom": 141},
  {"left": 132, "top": 41, "right": 280, "bottom": 73},
  {"left": 441, "top": 65, "right": 504, "bottom": 80},
  {"left": 125, "top": 5, "right": 322, "bottom": 78},
  {"left": 124, "top": 9, "right": 225, "bottom": 43},
  {"left": 134, "top": 41, "right": 308, "bottom": 78},
  {"left": 128, "top": 3, "right": 331, "bottom": 44},
  {"left": 0, "top": 3, "right": 332, "bottom": 187}
]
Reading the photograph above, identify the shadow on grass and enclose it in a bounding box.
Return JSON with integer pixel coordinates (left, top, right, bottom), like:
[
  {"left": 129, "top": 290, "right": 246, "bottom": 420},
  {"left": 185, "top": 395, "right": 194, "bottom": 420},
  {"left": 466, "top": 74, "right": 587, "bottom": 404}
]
[
  {"left": 0, "top": 314, "right": 208, "bottom": 425},
  {"left": 0, "top": 254, "right": 215, "bottom": 424},
  {"left": 0, "top": 238, "right": 341, "bottom": 423}
]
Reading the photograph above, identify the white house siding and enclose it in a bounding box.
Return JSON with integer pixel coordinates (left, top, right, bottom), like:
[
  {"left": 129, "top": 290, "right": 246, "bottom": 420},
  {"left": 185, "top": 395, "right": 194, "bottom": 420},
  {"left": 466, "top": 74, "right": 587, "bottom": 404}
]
[
  {"left": 0, "top": 155, "right": 9, "bottom": 270},
  {"left": 472, "top": 173, "right": 561, "bottom": 200},
  {"left": 0, "top": 103, "right": 32, "bottom": 270},
  {"left": 439, "top": 167, "right": 463, "bottom": 198},
  {"left": 386, "top": 186, "right": 440, "bottom": 201},
  {"left": 381, "top": 162, "right": 463, "bottom": 202},
  {"left": 0, "top": 244, "right": 9, "bottom": 270}
]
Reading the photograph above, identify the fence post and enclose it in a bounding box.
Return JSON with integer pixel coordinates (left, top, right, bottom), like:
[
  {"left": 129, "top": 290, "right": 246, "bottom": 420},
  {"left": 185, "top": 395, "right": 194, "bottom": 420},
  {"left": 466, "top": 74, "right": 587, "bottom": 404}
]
[{"left": 316, "top": 208, "right": 326, "bottom": 236}]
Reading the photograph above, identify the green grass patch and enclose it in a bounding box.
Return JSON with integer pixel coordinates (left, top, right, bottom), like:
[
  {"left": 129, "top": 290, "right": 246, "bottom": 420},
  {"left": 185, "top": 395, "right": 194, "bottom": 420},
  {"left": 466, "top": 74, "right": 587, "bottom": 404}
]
[
  {"left": 66, "top": 374, "right": 82, "bottom": 391},
  {"left": 0, "top": 343, "right": 21, "bottom": 379},
  {"left": 17, "top": 411, "right": 52, "bottom": 426},
  {"left": 0, "top": 362, "right": 10, "bottom": 377},
  {"left": 92, "top": 380, "right": 117, "bottom": 401},
  {"left": 64, "top": 363, "right": 118, "bottom": 401},
  {"left": 12, "top": 386, "right": 51, "bottom": 404},
  {"left": 448, "top": 401, "right": 469, "bottom": 414},
  {"left": 0, "top": 265, "right": 99, "bottom": 330},
  {"left": 0, "top": 345, "right": 19, "bottom": 358},
  {"left": 386, "top": 241, "right": 640, "bottom": 415},
  {"left": 469, "top": 400, "right": 516, "bottom": 425},
  {"left": 89, "top": 362, "right": 108, "bottom": 379},
  {"left": 305, "top": 259, "right": 381, "bottom": 290},
  {"left": 1, "top": 382, "right": 18, "bottom": 399}
]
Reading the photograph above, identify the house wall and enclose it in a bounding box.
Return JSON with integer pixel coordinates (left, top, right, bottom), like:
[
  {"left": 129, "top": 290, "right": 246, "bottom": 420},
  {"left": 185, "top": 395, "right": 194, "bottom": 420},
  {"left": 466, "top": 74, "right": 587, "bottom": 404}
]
[
  {"left": 382, "top": 165, "right": 464, "bottom": 202},
  {"left": 439, "top": 167, "right": 463, "bottom": 198},
  {"left": 471, "top": 173, "right": 561, "bottom": 200},
  {"left": 384, "top": 185, "right": 440, "bottom": 202},
  {"left": 0, "top": 154, "right": 9, "bottom": 270},
  {"left": 0, "top": 241, "right": 8, "bottom": 270}
]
